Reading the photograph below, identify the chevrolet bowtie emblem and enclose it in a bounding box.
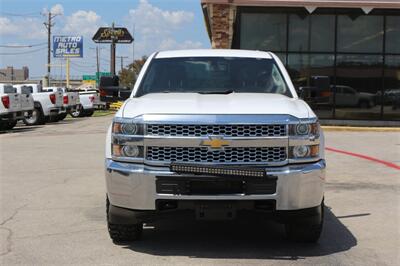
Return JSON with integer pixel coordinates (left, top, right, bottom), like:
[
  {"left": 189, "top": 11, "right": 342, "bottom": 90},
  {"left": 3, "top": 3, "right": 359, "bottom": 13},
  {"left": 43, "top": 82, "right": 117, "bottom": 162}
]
[{"left": 201, "top": 136, "right": 230, "bottom": 149}]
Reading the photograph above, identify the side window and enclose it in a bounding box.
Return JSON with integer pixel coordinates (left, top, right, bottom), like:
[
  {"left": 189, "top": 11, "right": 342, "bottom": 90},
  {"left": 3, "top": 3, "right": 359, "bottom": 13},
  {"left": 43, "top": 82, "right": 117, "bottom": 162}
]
[{"left": 271, "top": 64, "right": 287, "bottom": 94}]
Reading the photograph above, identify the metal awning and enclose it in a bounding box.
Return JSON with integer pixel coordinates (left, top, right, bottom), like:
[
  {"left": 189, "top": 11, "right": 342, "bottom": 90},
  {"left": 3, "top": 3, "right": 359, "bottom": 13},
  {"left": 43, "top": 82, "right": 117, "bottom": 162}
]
[{"left": 201, "top": 0, "right": 400, "bottom": 9}]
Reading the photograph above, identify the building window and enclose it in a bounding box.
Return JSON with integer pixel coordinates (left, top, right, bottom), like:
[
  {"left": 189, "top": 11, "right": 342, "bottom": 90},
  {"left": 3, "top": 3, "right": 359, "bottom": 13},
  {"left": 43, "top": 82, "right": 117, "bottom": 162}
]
[
  {"left": 337, "top": 14, "right": 384, "bottom": 53},
  {"left": 237, "top": 7, "right": 400, "bottom": 120},
  {"left": 386, "top": 16, "right": 400, "bottom": 54},
  {"left": 310, "top": 15, "right": 335, "bottom": 52},
  {"left": 288, "top": 14, "right": 309, "bottom": 52},
  {"left": 240, "top": 13, "right": 287, "bottom": 51},
  {"left": 335, "top": 54, "right": 383, "bottom": 119},
  {"left": 383, "top": 56, "right": 400, "bottom": 120}
]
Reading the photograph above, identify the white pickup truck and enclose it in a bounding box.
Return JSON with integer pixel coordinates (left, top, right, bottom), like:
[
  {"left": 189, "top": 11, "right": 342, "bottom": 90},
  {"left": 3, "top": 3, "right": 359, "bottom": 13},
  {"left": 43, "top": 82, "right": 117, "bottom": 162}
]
[
  {"left": 105, "top": 49, "right": 326, "bottom": 243},
  {"left": 0, "top": 84, "right": 23, "bottom": 130},
  {"left": 71, "top": 89, "right": 105, "bottom": 118},
  {"left": 19, "top": 84, "right": 63, "bottom": 125},
  {"left": 44, "top": 87, "right": 80, "bottom": 121},
  {"left": 14, "top": 85, "right": 34, "bottom": 116}
]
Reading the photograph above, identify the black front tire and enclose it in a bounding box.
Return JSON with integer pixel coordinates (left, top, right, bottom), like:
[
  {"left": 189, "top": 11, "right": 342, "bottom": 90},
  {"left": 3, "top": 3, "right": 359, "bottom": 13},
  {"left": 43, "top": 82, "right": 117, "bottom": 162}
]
[
  {"left": 4, "top": 120, "right": 17, "bottom": 130},
  {"left": 57, "top": 113, "right": 68, "bottom": 121},
  {"left": 285, "top": 201, "right": 324, "bottom": 243},
  {"left": 84, "top": 110, "right": 94, "bottom": 117},
  {"left": 23, "top": 107, "right": 45, "bottom": 125},
  {"left": 106, "top": 197, "right": 143, "bottom": 242},
  {"left": 70, "top": 106, "right": 84, "bottom": 118}
]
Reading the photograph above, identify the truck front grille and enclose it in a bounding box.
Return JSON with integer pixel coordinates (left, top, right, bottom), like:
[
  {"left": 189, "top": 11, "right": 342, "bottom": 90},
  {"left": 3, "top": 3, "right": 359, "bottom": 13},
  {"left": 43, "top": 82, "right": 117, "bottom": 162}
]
[
  {"left": 146, "top": 146, "right": 287, "bottom": 164},
  {"left": 146, "top": 124, "right": 286, "bottom": 137}
]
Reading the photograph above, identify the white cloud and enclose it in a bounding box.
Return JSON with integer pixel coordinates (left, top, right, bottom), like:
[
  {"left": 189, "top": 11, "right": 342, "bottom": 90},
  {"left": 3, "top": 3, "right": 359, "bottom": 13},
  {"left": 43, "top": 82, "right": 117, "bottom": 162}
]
[
  {"left": 50, "top": 4, "right": 64, "bottom": 15},
  {"left": 129, "top": 0, "right": 194, "bottom": 35},
  {"left": 0, "top": 17, "right": 18, "bottom": 35},
  {"left": 0, "top": 16, "right": 46, "bottom": 39},
  {"left": 127, "top": 0, "right": 202, "bottom": 57},
  {"left": 158, "top": 38, "right": 203, "bottom": 51},
  {"left": 63, "top": 10, "right": 101, "bottom": 37}
]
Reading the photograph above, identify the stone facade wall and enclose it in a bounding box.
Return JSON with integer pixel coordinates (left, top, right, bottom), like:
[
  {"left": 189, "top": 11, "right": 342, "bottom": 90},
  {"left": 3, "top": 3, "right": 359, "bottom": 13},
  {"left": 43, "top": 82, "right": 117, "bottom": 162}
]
[{"left": 207, "top": 4, "right": 236, "bottom": 49}]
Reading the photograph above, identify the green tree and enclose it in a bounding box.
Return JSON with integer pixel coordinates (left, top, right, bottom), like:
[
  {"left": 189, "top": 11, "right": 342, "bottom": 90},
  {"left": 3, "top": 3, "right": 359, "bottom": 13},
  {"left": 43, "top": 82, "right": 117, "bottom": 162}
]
[{"left": 118, "top": 56, "right": 148, "bottom": 88}]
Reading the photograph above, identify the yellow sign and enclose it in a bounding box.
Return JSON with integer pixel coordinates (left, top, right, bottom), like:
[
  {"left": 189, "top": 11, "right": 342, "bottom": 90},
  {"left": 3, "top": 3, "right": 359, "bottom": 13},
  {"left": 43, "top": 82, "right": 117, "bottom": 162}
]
[{"left": 201, "top": 137, "right": 230, "bottom": 149}]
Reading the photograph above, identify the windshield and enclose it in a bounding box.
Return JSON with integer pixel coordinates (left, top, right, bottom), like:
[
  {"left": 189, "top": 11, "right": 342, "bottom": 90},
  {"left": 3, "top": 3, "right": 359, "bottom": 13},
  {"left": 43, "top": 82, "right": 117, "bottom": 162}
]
[{"left": 136, "top": 57, "right": 291, "bottom": 97}]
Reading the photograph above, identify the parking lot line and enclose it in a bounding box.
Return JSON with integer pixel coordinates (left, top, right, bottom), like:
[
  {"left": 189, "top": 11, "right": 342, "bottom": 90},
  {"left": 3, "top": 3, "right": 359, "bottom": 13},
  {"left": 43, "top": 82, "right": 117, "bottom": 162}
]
[{"left": 326, "top": 147, "right": 400, "bottom": 170}]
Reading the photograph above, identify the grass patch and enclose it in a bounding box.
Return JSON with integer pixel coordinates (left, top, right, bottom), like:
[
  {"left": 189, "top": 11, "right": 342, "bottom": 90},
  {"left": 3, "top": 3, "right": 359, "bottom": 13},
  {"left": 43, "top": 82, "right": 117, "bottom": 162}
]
[{"left": 92, "top": 110, "right": 116, "bottom": 117}]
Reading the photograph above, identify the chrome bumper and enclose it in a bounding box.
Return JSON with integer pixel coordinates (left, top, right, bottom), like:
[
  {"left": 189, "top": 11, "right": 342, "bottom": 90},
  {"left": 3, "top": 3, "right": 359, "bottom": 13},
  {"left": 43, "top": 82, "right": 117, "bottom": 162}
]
[{"left": 105, "top": 159, "right": 326, "bottom": 211}]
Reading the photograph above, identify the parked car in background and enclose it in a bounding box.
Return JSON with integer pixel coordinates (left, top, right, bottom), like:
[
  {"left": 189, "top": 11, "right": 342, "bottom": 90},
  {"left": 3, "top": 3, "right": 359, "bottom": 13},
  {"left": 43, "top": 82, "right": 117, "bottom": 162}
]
[
  {"left": 0, "top": 84, "right": 23, "bottom": 130},
  {"left": 21, "top": 84, "right": 63, "bottom": 125},
  {"left": 45, "top": 87, "right": 80, "bottom": 121},
  {"left": 332, "top": 85, "right": 375, "bottom": 108},
  {"left": 99, "top": 75, "right": 132, "bottom": 103},
  {"left": 71, "top": 89, "right": 106, "bottom": 118}
]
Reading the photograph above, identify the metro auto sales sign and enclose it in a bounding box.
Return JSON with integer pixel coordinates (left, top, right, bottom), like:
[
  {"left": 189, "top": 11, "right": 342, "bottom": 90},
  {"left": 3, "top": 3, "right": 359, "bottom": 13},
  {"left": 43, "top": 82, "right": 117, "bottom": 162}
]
[{"left": 53, "top": 36, "right": 83, "bottom": 58}]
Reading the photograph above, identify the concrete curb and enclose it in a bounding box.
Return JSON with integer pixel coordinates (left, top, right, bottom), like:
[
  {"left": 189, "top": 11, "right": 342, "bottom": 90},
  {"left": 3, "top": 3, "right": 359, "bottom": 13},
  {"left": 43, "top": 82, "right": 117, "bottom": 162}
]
[{"left": 321, "top": 126, "right": 400, "bottom": 132}]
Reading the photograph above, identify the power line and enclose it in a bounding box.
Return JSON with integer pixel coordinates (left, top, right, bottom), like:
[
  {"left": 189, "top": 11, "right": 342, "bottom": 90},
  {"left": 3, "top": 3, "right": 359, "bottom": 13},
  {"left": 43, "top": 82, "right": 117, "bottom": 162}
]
[
  {"left": 0, "top": 11, "right": 41, "bottom": 17},
  {"left": 0, "top": 47, "right": 47, "bottom": 55},
  {"left": 70, "top": 61, "right": 96, "bottom": 68},
  {"left": 0, "top": 42, "right": 47, "bottom": 48}
]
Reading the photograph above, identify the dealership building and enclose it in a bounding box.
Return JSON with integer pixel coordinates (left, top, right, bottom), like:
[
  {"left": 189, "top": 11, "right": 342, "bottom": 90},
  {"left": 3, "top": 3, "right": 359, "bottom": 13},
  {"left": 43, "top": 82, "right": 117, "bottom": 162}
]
[{"left": 201, "top": 0, "right": 400, "bottom": 122}]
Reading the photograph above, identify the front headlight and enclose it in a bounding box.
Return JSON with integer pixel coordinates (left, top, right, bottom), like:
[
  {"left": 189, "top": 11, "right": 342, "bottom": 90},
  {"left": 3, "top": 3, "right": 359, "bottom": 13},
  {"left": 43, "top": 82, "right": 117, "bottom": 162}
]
[
  {"left": 113, "top": 121, "right": 143, "bottom": 135},
  {"left": 111, "top": 117, "right": 144, "bottom": 160},
  {"left": 112, "top": 144, "right": 143, "bottom": 158},
  {"left": 290, "top": 122, "right": 319, "bottom": 137},
  {"left": 290, "top": 145, "right": 319, "bottom": 159}
]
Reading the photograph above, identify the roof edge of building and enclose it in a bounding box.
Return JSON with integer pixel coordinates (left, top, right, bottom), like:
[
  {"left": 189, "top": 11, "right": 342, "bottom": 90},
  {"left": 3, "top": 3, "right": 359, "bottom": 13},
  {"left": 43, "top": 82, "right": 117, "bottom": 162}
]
[{"left": 200, "top": 0, "right": 400, "bottom": 9}]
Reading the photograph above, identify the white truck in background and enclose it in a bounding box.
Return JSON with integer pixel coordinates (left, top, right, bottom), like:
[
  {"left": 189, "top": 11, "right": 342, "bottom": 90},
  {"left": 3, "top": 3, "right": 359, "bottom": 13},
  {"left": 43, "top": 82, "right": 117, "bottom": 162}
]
[
  {"left": 0, "top": 84, "right": 23, "bottom": 130},
  {"left": 71, "top": 89, "right": 106, "bottom": 118},
  {"left": 44, "top": 87, "right": 80, "bottom": 121},
  {"left": 19, "top": 84, "right": 63, "bottom": 125},
  {"left": 14, "top": 85, "right": 34, "bottom": 116}
]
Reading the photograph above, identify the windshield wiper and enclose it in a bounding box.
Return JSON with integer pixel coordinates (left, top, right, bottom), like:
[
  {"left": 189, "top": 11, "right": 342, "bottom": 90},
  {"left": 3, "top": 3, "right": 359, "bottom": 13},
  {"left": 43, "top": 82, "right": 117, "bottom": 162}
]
[{"left": 197, "top": 90, "right": 234, "bottom": 95}]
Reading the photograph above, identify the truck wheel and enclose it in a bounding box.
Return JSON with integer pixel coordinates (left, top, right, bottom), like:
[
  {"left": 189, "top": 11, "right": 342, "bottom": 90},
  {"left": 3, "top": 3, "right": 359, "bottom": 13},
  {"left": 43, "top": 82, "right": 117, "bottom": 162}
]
[
  {"left": 70, "top": 106, "right": 84, "bottom": 118},
  {"left": 85, "top": 110, "right": 94, "bottom": 117},
  {"left": 285, "top": 201, "right": 324, "bottom": 243},
  {"left": 4, "top": 120, "right": 17, "bottom": 130},
  {"left": 106, "top": 197, "right": 143, "bottom": 242},
  {"left": 23, "top": 107, "right": 45, "bottom": 126},
  {"left": 57, "top": 113, "right": 68, "bottom": 121}
]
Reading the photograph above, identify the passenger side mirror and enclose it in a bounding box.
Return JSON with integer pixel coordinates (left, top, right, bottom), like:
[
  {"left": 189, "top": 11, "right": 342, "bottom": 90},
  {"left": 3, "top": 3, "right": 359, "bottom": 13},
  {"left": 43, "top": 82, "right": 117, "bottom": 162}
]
[{"left": 297, "top": 87, "right": 306, "bottom": 98}]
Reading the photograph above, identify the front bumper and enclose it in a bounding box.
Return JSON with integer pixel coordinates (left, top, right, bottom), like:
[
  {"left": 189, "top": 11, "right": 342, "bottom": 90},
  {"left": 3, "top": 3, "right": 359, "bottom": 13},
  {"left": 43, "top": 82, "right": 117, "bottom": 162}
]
[{"left": 105, "top": 159, "right": 326, "bottom": 211}]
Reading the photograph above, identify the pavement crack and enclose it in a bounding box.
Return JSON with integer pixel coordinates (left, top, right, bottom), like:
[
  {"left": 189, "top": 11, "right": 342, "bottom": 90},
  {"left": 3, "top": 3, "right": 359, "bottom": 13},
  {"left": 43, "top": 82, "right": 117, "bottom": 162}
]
[
  {"left": 0, "top": 204, "right": 28, "bottom": 226},
  {"left": 0, "top": 227, "right": 13, "bottom": 256},
  {"left": 0, "top": 204, "right": 28, "bottom": 257}
]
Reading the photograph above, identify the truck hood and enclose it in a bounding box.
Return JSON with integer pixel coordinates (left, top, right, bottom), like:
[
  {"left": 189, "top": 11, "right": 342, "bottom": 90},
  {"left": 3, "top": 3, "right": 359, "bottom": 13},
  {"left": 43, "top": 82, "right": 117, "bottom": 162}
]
[{"left": 121, "top": 93, "right": 312, "bottom": 119}]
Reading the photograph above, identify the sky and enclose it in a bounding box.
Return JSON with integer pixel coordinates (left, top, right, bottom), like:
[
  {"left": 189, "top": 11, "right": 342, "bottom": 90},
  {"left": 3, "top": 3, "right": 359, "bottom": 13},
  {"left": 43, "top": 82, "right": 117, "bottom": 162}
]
[{"left": 0, "top": 0, "right": 210, "bottom": 78}]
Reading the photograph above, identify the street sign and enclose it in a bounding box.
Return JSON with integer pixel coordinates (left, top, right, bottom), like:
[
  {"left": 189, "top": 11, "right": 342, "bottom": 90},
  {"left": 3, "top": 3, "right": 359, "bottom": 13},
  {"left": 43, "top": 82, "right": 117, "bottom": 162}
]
[
  {"left": 82, "top": 72, "right": 112, "bottom": 84},
  {"left": 53, "top": 36, "right": 83, "bottom": 58},
  {"left": 92, "top": 27, "right": 133, "bottom": 43},
  {"left": 82, "top": 75, "right": 96, "bottom": 80}
]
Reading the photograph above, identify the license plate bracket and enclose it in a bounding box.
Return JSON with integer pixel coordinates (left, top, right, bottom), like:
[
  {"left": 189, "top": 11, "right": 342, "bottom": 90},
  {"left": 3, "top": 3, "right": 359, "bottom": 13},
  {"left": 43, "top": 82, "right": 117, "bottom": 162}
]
[{"left": 195, "top": 202, "right": 236, "bottom": 220}]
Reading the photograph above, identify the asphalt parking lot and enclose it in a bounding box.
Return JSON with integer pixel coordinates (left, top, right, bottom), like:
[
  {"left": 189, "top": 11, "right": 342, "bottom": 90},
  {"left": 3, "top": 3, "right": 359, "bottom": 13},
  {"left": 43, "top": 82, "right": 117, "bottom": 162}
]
[{"left": 0, "top": 116, "right": 399, "bottom": 265}]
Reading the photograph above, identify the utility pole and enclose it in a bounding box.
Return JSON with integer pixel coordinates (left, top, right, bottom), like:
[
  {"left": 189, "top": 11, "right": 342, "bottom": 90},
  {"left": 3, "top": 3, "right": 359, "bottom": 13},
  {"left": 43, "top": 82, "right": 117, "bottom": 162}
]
[
  {"left": 110, "top": 22, "right": 116, "bottom": 76},
  {"left": 96, "top": 46, "right": 100, "bottom": 75},
  {"left": 43, "top": 11, "right": 59, "bottom": 86},
  {"left": 117, "top": 56, "right": 128, "bottom": 72}
]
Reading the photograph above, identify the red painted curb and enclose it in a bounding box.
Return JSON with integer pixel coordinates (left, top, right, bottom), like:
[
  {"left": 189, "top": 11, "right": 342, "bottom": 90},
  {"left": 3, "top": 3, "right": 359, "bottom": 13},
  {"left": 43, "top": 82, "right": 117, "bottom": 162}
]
[{"left": 326, "top": 147, "right": 400, "bottom": 171}]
